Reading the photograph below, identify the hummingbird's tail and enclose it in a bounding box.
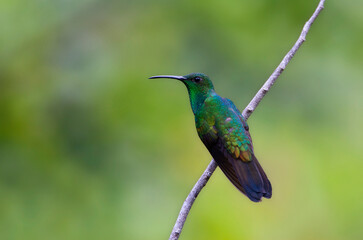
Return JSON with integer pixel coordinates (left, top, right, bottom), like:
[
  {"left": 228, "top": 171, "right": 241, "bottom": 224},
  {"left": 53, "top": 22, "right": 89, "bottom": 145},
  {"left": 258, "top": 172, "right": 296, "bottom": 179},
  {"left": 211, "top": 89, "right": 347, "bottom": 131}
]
[{"left": 211, "top": 148, "right": 272, "bottom": 202}]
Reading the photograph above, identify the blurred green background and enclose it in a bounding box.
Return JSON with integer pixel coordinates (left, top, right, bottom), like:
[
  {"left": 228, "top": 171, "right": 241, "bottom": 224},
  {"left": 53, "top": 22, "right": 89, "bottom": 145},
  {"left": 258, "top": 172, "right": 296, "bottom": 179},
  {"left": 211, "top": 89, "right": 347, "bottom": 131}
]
[{"left": 1, "top": 0, "right": 362, "bottom": 239}]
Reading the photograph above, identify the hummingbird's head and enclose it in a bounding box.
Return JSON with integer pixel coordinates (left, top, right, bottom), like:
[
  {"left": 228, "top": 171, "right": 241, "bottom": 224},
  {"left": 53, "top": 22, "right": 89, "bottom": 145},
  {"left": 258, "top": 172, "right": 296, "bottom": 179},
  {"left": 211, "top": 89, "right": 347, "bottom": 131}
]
[
  {"left": 149, "top": 72, "right": 214, "bottom": 93},
  {"left": 149, "top": 73, "right": 215, "bottom": 114}
]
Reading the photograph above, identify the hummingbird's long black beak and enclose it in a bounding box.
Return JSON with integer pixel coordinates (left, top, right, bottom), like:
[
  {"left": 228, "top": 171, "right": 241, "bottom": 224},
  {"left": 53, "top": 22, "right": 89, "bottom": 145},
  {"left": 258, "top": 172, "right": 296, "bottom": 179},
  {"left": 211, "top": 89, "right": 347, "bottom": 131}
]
[{"left": 149, "top": 75, "right": 186, "bottom": 80}]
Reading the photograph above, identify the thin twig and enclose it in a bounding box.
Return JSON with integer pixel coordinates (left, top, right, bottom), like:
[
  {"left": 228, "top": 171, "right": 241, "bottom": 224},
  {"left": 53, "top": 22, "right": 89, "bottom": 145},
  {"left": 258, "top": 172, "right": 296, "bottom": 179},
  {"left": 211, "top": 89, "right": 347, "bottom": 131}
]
[
  {"left": 169, "top": 1, "right": 325, "bottom": 239},
  {"left": 243, "top": 0, "right": 325, "bottom": 121},
  {"left": 169, "top": 160, "right": 218, "bottom": 240}
]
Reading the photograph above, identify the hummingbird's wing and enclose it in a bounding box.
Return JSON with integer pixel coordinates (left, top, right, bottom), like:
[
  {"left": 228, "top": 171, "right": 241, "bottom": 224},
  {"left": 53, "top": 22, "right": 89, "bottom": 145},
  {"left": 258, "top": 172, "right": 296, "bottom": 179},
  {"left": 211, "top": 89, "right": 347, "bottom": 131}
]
[{"left": 199, "top": 98, "right": 271, "bottom": 202}]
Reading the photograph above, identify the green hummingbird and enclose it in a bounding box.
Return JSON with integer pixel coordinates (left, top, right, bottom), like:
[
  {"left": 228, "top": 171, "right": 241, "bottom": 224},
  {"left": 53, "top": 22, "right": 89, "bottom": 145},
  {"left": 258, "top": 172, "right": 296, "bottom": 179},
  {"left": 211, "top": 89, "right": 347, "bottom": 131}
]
[{"left": 149, "top": 73, "right": 271, "bottom": 202}]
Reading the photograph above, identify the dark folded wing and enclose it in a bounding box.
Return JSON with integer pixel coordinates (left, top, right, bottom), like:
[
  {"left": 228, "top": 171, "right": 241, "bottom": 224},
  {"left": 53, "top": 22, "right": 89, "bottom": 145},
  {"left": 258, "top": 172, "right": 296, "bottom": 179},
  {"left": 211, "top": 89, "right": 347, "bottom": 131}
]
[{"left": 208, "top": 138, "right": 271, "bottom": 202}]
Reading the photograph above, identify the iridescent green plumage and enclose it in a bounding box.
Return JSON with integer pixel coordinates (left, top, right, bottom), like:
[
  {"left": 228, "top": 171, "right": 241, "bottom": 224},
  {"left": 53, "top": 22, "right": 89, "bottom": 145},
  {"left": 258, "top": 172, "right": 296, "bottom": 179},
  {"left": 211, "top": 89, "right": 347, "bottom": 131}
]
[
  {"left": 150, "top": 73, "right": 272, "bottom": 202},
  {"left": 196, "top": 95, "right": 252, "bottom": 162}
]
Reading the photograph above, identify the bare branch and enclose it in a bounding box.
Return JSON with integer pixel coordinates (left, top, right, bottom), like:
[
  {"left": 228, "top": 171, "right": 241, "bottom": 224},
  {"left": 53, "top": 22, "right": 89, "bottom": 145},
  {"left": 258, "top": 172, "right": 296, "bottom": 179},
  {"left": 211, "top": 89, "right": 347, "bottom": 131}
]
[
  {"left": 169, "top": 160, "right": 218, "bottom": 240},
  {"left": 169, "top": 1, "right": 325, "bottom": 239},
  {"left": 243, "top": 0, "right": 325, "bottom": 121}
]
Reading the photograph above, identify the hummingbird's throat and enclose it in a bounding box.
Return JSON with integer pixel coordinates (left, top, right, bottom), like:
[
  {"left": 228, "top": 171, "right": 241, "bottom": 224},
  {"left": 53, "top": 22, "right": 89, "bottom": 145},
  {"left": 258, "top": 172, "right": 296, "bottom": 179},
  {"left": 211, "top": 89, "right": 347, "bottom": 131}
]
[{"left": 187, "top": 88, "right": 213, "bottom": 114}]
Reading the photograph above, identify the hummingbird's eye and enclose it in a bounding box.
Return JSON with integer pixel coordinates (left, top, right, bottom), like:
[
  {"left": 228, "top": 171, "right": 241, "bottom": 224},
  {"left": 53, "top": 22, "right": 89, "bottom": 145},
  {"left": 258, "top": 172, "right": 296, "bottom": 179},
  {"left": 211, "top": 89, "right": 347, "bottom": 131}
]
[{"left": 193, "top": 77, "right": 202, "bottom": 83}]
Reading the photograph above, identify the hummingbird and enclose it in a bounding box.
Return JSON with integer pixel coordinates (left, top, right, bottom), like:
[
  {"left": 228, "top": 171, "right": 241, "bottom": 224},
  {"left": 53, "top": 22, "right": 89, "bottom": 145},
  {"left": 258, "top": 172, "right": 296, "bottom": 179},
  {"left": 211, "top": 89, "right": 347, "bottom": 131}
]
[{"left": 149, "top": 73, "right": 272, "bottom": 202}]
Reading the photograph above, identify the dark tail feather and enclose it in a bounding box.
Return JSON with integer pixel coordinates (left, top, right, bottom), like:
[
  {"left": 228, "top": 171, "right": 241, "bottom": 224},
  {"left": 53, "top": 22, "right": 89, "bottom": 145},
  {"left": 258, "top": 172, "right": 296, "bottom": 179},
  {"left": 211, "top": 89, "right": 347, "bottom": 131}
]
[
  {"left": 231, "top": 155, "right": 272, "bottom": 201},
  {"left": 232, "top": 159, "right": 264, "bottom": 202},
  {"left": 212, "top": 148, "right": 272, "bottom": 202},
  {"left": 254, "top": 156, "right": 272, "bottom": 198}
]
